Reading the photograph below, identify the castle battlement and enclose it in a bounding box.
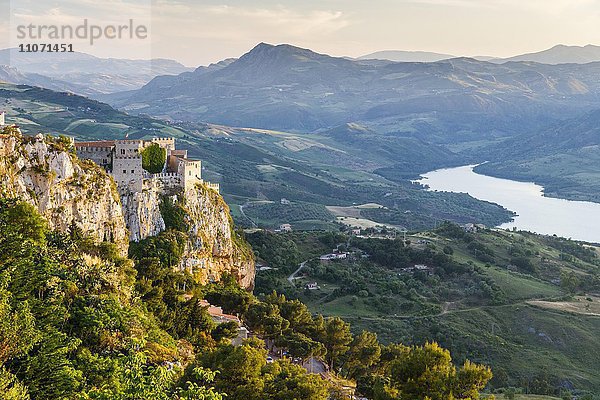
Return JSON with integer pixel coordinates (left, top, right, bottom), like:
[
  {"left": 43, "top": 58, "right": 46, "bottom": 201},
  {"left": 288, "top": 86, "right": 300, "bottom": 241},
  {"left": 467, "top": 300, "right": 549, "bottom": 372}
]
[
  {"left": 151, "top": 137, "right": 175, "bottom": 143},
  {"left": 150, "top": 172, "right": 180, "bottom": 178},
  {"left": 114, "top": 155, "right": 142, "bottom": 159},
  {"left": 75, "top": 136, "right": 219, "bottom": 194},
  {"left": 115, "top": 139, "right": 144, "bottom": 144}
]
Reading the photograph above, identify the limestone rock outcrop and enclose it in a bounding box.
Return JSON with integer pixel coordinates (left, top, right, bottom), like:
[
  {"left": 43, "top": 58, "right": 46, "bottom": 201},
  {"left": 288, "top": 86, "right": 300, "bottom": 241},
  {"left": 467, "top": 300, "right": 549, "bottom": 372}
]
[
  {"left": 178, "top": 184, "right": 255, "bottom": 289},
  {"left": 0, "top": 132, "right": 128, "bottom": 253},
  {"left": 121, "top": 180, "right": 166, "bottom": 242},
  {"left": 0, "top": 130, "right": 255, "bottom": 289}
]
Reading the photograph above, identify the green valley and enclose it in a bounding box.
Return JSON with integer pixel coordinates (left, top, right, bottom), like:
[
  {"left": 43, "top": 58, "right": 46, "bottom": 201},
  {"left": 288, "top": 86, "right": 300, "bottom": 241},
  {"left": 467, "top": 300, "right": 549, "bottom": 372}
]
[
  {"left": 247, "top": 224, "right": 600, "bottom": 396},
  {"left": 0, "top": 82, "right": 514, "bottom": 232}
]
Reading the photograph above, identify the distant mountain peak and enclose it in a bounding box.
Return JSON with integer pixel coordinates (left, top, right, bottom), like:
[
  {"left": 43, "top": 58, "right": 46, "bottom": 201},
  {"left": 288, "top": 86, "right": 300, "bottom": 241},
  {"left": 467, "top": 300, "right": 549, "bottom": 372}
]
[
  {"left": 358, "top": 50, "right": 456, "bottom": 63},
  {"left": 247, "top": 42, "right": 275, "bottom": 53},
  {"left": 233, "top": 43, "right": 337, "bottom": 73},
  {"left": 494, "top": 44, "right": 600, "bottom": 64}
]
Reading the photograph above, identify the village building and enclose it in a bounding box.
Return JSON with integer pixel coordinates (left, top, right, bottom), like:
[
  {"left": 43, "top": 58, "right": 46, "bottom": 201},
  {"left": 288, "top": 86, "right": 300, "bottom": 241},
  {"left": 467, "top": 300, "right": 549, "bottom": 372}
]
[
  {"left": 278, "top": 223, "right": 292, "bottom": 232},
  {"left": 199, "top": 299, "right": 248, "bottom": 346},
  {"left": 74, "top": 137, "right": 219, "bottom": 194},
  {"left": 319, "top": 252, "right": 348, "bottom": 261},
  {"left": 463, "top": 223, "right": 487, "bottom": 233}
]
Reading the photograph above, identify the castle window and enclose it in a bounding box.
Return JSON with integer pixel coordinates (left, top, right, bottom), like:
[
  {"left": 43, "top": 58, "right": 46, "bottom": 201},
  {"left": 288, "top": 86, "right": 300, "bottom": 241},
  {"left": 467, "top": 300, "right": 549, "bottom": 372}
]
[
  {"left": 123, "top": 169, "right": 127, "bottom": 174},
  {"left": 131, "top": 170, "right": 135, "bottom": 173},
  {"left": 121, "top": 149, "right": 125, "bottom": 155}
]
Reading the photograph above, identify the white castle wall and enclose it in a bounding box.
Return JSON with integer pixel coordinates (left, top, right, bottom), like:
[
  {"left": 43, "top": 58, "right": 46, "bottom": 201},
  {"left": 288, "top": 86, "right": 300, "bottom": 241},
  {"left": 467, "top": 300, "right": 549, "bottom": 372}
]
[
  {"left": 151, "top": 137, "right": 175, "bottom": 152},
  {"left": 115, "top": 140, "right": 143, "bottom": 157},
  {"left": 206, "top": 182, "right": 220, "bottom": 193},
  {"left": 113, "top": 156, "right": 144, "bottom": 192},
  {"left": 149, "top": 172, "right": 182, "bottom": 192}
]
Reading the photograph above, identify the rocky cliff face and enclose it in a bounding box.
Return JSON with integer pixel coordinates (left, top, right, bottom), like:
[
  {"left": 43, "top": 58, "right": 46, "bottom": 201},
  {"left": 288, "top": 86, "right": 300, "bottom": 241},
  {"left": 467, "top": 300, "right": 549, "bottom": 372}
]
[
  {"left": 0, "top": 128, "right": 255, "bottom": 289},
  {"left": 121, "top": 179, "right": 166, "bottom": 242},
  {"left": 178, "top": 184, "right": 254, "bottom": 289},
  {"left": 0, "top": 131, "right": 128, "bottom": 252},
  {"left": 121, "top": 180, "right": 255, "bottom": 289}
]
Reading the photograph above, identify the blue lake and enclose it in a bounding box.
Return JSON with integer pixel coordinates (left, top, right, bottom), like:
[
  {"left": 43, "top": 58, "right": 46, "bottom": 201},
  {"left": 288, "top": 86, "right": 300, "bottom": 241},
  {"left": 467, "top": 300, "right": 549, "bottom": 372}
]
[{"left": 416, "top": 165, "right": 600, "bottom": 243}]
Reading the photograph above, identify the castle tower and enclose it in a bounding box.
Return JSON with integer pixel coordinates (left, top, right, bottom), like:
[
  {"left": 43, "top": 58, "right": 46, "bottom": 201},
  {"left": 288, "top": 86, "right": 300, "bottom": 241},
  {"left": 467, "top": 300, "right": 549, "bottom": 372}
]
[
  {"left": 112, "top": 140, "right": 145, "bottom": 192},
  {"left": 177, "top": 158, "right": 202, "bottom": 190},
  {"left": 0, "top": 111, "right": 5, "bottom": 127}
]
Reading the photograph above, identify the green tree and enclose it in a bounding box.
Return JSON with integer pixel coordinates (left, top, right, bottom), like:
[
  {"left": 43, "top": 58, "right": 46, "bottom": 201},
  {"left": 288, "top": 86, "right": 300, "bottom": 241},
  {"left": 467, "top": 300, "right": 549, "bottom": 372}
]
[
  {"left": 0, "top": 367, "right": 30, "bottom": 400},
  {"left": 262, "top": 360, "right": 330, "bottom": 400},
  {"left": 174, "top": 367, "right": 226, "bottom": 400},
  {"left": 560, "top": 271, "right": 581, "bottom": 294},
  {"left": 374, "top": 342, "right": 492, "bottom": 400},
  {"left": 211, "top": 321, "right": 241, "bottom": 342},
  {"left": 245, "top": 301, "right": 289, "bottom": 339},
  {"left": 20, "top": 331, "right": 84, "bottom": 399},
  {"left": 81, "top": 352, "right": 174, "bottom": 400},
  {"left": 0, "top": 274, "right": 38, "bottom": 364},
  {"left": 201, "top": 343, "right": 267, "bottom": 400},
  {"left": 141, "top": 143, "right": 167, "bottom": 174},
  {"left": 323, "top": 317, "right": 352, "bottom": 371},
  {"left": 275, "top": 331, "right": 325, "bottom": 360},
  {"left": 344, "top": 331, "right": 381, "bottom": 379}
]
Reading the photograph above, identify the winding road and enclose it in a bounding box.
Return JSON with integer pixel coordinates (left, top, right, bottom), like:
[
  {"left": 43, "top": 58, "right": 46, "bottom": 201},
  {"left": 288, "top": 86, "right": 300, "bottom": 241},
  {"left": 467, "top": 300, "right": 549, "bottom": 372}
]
[
  {"left": 239, "top": 202, "right": 257, "bottom": 228},
  {"left": 287, "top": 261, "right": 308, "bottom": 284}
]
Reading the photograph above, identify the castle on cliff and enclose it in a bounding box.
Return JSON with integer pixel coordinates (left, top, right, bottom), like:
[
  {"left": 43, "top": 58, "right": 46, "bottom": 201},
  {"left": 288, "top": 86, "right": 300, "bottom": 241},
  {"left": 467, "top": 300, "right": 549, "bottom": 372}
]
[{"left": 75, "top": 138, "right": 219, "bottom": 194}]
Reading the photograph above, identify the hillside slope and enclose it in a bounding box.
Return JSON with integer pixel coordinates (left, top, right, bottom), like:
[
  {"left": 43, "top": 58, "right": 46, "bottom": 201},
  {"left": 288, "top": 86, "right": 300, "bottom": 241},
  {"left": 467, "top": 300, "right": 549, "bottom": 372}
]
[
  {"left": 249, "top": 226, "right": 600, "bottom": 394},
  {"left": 476, "top": 108, "right": 600, "bottom": 203}
]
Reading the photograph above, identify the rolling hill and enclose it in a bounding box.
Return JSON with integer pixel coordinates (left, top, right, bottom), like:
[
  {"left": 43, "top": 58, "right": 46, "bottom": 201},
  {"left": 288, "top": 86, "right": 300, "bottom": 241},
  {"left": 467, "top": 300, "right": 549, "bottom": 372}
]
[
  {"left": 476, "top": 108, "right": 600, "bottom": 203},
  {"left": 492, "top": 44, "right": 600, "bottom": 64},
  {"left": 248, "top": 226, "right": 600, "bottom": 395},
  {"left": 358, "top": 50, "right": 455, "bottom": 62}
]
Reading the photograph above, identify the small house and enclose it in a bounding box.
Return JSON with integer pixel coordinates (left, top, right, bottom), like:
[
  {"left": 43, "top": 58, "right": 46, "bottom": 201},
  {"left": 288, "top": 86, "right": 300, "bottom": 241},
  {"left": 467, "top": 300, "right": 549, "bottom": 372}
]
[{"left": 279, "top": 223, "right": 292, "bottom": 232}]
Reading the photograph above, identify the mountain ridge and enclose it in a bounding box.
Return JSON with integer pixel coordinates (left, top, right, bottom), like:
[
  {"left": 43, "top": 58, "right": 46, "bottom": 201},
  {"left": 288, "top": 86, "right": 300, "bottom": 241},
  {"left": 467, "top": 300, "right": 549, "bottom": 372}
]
[
  {"left": 0, "top": 48, "right": 193, "bottom": 95},
  {"left": 358, "top": 50, "right": 456, "bottom": 62},
  {"left": 106, "top": 42, "right": 600, "bottom": 135}
]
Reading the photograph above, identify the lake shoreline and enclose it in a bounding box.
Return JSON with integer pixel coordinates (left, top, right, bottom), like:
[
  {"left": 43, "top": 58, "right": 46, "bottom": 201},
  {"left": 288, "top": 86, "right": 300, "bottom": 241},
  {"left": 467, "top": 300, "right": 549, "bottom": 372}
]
[
  {"left": 473, "top": 162, "right": 600, "bottom": 206},
  {"left": 416, "top": 165, "right": 600, "bottom": 244}
]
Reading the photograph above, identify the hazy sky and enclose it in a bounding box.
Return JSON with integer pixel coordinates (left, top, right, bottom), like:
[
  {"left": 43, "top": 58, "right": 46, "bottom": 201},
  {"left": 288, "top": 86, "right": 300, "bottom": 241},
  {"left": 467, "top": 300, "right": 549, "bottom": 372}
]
[{"left": 1, "top": 0, "right": 600, "bottom": 66}]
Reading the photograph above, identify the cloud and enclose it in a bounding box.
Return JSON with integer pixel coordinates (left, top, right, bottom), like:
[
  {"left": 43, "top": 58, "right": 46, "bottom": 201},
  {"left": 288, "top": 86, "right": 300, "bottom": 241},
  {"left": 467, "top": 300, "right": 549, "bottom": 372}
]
[
  {"left": 150, "top": 2, "right": 350, "bottom": 39},
  {"left": 144, "top": 2, "right": 352, "bottom": 64},
  {"left": 404, "top": 0, "right": 600, "bottom": 15}
]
